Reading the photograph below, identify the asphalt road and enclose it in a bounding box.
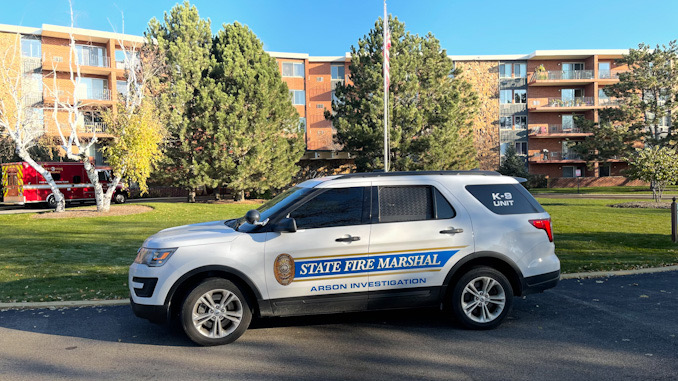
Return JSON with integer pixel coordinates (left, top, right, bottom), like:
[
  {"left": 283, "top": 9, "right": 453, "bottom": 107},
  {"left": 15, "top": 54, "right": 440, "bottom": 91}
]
[{"left": 0, "top": 272, "right": 676, "bottom": 381}]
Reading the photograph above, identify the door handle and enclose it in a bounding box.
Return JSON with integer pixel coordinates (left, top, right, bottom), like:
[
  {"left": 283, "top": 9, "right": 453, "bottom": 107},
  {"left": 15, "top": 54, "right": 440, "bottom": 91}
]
[
  {"left": 335, "top": 236, "right": 360, "bottom": 242},
  {"left": 440, "top": 228, "right": 464, "bottom": 235}
]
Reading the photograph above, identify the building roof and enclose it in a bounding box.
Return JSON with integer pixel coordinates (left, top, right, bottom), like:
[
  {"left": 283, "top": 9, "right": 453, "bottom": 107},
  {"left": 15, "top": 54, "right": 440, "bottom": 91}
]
[{"left": 448, "top": 49, "right": 629, "bottom": 61}]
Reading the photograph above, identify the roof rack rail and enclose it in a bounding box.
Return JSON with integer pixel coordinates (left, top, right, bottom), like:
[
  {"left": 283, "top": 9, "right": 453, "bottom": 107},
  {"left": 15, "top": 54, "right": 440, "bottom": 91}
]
[{"left": 335, "top": 170, "right": 502, "bottom": 179}]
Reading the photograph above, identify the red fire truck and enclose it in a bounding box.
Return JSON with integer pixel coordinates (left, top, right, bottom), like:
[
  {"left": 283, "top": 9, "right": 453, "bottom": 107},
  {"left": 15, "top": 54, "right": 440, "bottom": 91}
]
[{"left": 1, "top": 162, "right": 128, "bottom": 208}]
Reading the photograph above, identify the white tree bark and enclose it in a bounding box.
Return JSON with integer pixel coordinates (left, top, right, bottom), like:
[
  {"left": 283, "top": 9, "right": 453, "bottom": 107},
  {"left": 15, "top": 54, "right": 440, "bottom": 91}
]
[{"left": 0, "top": 33, "right": 66, "bottom": 212}]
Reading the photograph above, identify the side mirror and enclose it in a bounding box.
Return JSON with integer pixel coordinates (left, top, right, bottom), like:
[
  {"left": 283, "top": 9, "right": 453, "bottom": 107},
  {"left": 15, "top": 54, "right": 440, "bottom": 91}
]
[
  {"left": 273, "top": 218, "right": 297, "bottom": 233},
  {"left": 245, "top": 209, "right": 260, "bottom": 225}
]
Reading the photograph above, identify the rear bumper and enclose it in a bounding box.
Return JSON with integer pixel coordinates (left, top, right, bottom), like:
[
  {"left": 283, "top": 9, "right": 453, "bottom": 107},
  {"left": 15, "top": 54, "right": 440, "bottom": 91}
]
[
  {"left": 130, "top": 298, "right": 169, "bottom": 324},
  {"left": 521, "top": 270, "right": 560, "bottom": 295}
]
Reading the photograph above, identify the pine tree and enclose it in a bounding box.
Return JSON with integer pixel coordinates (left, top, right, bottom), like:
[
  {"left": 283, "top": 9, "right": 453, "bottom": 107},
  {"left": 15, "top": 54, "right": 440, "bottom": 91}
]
[
  {"left": 328, "top": 16, "right": 479, "bottom": 172},
  {"left": 146, "top": 1, "right": 215, "bottom": 202},
  {"left": 574, "top": 41, "right": 678, "bottom": 162},
  {"left": 498, "top": 145, "right": 528, "bottom": 178},
  {"left": 204, "top": 22, "right": 304, "bottom": 201}
]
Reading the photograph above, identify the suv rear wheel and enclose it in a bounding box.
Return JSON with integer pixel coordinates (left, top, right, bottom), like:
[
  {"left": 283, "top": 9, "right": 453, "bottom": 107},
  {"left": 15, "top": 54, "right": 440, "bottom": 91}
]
[
  {"left": 180, "top": 278, "right": 252, "bottom": 346},
  {"left": 450, "top": 266, "right": 513, "bottom": 329}
]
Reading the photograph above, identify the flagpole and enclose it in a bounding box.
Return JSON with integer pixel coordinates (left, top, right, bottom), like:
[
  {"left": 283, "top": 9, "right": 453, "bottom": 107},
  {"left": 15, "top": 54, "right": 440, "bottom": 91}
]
[{"left": 383, "top": 0, "right": 389, "bottom": 172}]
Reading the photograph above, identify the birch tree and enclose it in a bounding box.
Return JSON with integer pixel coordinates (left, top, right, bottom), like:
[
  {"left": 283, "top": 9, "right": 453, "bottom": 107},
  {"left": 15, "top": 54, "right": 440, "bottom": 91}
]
[{"left": 0, "top": 33, "right": 67, "bottom": 211}]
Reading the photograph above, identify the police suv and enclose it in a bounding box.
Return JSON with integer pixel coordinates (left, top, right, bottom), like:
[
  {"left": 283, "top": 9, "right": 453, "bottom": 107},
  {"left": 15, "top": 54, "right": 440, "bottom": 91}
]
[{"left": 129, "top": 171, "right": 559, "bottom": 346}]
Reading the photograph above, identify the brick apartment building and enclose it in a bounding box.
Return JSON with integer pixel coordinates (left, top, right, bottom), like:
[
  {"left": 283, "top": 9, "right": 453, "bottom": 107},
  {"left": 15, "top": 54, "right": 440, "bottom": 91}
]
[
  {"left": 1, "top": 23, "right": 646, "bottom": 186},
  {"left": 0, "top": 23, "right": 144, "bottom": 164}
]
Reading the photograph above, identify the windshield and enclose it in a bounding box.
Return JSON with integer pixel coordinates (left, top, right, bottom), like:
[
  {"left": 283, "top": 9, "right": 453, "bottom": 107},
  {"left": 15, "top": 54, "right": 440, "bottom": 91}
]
[{"left": 235, "top": 186, "right": 314, "bottom": 232}]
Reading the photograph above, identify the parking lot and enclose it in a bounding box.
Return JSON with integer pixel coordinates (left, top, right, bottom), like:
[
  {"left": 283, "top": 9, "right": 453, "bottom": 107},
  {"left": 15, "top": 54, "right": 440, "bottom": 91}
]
[{"left": 0, "top": 271, "right": 676, "bottom": 380}]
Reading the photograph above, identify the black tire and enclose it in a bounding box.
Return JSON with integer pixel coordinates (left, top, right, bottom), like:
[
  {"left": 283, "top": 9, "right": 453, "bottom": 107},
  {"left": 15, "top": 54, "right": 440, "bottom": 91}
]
[
  {"left": 46, "top": 194, "right": 57, "bottom": 209},
  {"left": 114, "top": 192, "right": 127, "bottom": 204},
  {"left": 450, "top": 266, "right": 513, "bottom": 330},
  {"left": 180, "top": 278, "right": 252, "bottom": 346}
]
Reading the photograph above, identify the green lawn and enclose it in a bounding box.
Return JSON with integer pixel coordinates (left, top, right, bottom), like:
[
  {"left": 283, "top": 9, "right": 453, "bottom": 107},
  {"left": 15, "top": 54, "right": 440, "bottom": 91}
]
[
  {"left": 0, "top": 199, "right": 675, "bottom": 303},
  {"left": 532, "top": 185, "right": 678, "bottom": 195},
  {"left": 537, "top": 198, "right": 675, "bottom": 273}
]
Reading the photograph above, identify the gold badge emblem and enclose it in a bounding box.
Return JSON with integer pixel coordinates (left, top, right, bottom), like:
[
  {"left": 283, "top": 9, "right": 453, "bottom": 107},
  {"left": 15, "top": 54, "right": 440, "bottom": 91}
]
[{"left": 274, "top": 253, "right": 295, "bottom": 286}]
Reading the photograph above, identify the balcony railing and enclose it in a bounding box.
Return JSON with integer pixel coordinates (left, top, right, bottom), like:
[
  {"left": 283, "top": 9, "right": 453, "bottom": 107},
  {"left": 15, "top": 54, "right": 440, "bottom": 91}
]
[
  {"left": 84, "top": 121, "right": 108, "bottom": 133},
  {"left": 598, "top": 97, "right": 620, "bottom": 106},
  {"left": 22, "top": 94, "right": 43, "bottom": 106},
  {"left": 531, "top": 151, "right": 582, "bottom": 161},
  {"left": 22, "top": 57, "right": 42, "bottom": 73},
  {"left": 76, "top": 89, "right": 112, "bottom": 101},
  {"left": 78, "top": 55, "right": 110, "bottom": 68},
  {"left": 530, "top": 125, "right": 583, "bottom": 135},
  {"left": 531, "top": 70, "right": 594, "bottom": 82},
  {"left": 543, "top": 96, "right": 595, "bottom": 107},
  {"left": 598, "top": 71, "right": 621, "bottom": 79},
  {"left": 499, "top": 103, "right": 527, "bottom": 115}
]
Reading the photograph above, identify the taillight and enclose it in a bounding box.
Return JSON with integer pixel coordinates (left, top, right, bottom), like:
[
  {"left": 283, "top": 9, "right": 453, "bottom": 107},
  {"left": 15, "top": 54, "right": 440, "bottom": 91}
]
[{"left": 529, "top": 218, "right": 553, "bottom": 242}]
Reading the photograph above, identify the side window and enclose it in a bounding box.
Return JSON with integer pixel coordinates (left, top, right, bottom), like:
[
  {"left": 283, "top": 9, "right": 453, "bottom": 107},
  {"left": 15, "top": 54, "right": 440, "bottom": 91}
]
[
  {"left": 290, "top": 187, "right": 365, "bottom": 229},
  {"left": 73, "top": 175, "right": 81, "bottom": 184},
  {"left": 98, "top": 171, "right": 107, "bottom": 182},
  {"left": 465, "top": 184, "right": 544, "bottom": 215},
  {"left": 378, "top": 185, "right": 455, "bottom": 223},
  {"left": 51, "top": 173, "right": 61, "bottom": 181}
]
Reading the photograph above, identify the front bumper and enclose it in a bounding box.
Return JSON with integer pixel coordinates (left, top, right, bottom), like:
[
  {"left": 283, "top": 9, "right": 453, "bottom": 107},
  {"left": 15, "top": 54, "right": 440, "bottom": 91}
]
[
  {"left": 130, "top": 297, "right": 170, "bottom": 324},
  {"left": 521, "top": 270, "right": 560, "bottom": 295}
]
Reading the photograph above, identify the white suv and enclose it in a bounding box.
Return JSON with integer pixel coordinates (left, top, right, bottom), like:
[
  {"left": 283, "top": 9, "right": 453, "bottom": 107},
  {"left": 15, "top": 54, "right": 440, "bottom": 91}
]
[{"left": 129, "top": 171, "right": 559, "bottom": 346}]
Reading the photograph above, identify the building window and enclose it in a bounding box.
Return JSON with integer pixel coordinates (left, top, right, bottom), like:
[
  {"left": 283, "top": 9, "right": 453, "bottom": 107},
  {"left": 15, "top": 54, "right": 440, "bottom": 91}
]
[
  {"left": 331, "top": 64, "right": 345, "bottom": 80},
  {"left": 599, "top": 164, "right": 611, "bottom": 177},
  {"left": 75, "top": 77, "right": 110, "bottom": 100},
  {"left": 282, "top": 62, "right": 304, "bottom": 78},
  {"left": 117, "top": 80, "right": 128, "bottom": 97},
  {"left": 499, "top": 63, "right": 511, "bottom": 78},
  {"left": 500, "top": 90, "right": 513, "bottom": 104},
  {"left": 75, "top": 45, "right": 107, "bottom": 67},
  {"left": 21, "top": 36, "right": 41, "bottom": 58},
  {"left": 513, "top": 63, "right": 526, "bottom": 78},
  {"left": 449, "top": 61, "right": 456, "bottom": 79},
  {"left": 500, "top": 116, "right": 513, "bottom": 129},
  {"left": 514, "top": 90, "right": 527, "bottom": 104},
  {"left": 598, "top": 62, "right": 611, "bottom": 79},
  {"left": 299, "top": 117, "right": 306, "bottom": 133},
  {"left": 562, "top": 166, "right": 575, "bottom": 178},
  {"left": 514, "top": 116, "right": 527, "bottom": 129},
  {"left": 289, "top": 90, "right": 305, "bottom": 105},
  {"left": 515, "top": 141, "right": 527, "bottom": 155},
  {"left": 562, "top": 115, "right": 574, "bottom": 131}
]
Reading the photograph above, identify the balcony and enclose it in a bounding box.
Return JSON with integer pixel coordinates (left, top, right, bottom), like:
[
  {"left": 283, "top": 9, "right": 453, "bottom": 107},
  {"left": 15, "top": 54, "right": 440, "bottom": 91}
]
[
  {"left": 598, "top": 97, "right": 620, "bottom": 107},
  {"left": 530, "top": 151, "right": 583, "bottom": 162},
  {"left": 84, "top": 121, "right": 108, "bottom": 133},
  {"left": 529, "top": 124, "right": 588, "bottom": 136},
  {"left": 22, "top": 57, "right": 42, "bottom": 74},
  {"left": 22, "top": 94, "right": 43, "bottom": 106},
  {"left": 500, "top": 103, "right": 527, "bottom": 116},
  {"left": 529, "top": 96, "right": 595, "bottom": 112},
  {"left": 529, "top": 70, "right": 595, "bottom": 86},
  {"left": 76, "top": 89, "right": 112, "bottom": 101}
]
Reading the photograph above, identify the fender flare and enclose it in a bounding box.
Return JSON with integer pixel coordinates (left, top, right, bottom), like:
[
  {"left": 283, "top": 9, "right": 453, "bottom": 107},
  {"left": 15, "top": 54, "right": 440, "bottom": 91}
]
[
  {"left": 163, "top": 265, "right": 265, "bottom": 312},
  {"left": 442, "top": 251, "right": 525, "bottom": 296}
]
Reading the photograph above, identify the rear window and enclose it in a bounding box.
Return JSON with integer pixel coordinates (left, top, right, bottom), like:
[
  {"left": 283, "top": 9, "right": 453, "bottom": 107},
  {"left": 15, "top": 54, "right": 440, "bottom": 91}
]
[{"left": 465, "top": 184, "right": 544, "bottom": 215}]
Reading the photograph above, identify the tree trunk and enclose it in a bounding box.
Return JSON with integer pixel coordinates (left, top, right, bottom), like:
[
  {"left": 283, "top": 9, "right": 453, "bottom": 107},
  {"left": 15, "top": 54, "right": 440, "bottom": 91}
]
[
  {"left": 234, "top": 190, "right": 245, "bottom": 202},
  {"left": 81, "top": 158, "right": 107, "bottom": 212},
  {"left": 187, "top": 189, "right": 196, "bottom": 203},
  {"left": 100, "top": 175, "right": 123, "bottom": 213},
  {"left": 18, "top": 150, "right": 66, "bottom": 212}
]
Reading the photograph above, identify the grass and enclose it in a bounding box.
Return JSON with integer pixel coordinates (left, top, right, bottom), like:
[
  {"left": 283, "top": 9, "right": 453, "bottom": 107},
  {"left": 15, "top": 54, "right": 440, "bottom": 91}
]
[
  {"left": 0, "top": 199, "right": 675, "bottom": 303},
  {"left": 0, "top": 203, "right": 252, "bottom": 303},
  {"left": 532, "top": 185, "right": 678, "bottom": 194},
  {"left": 537, "top": 198, "right": 676, "bottom": 273}
]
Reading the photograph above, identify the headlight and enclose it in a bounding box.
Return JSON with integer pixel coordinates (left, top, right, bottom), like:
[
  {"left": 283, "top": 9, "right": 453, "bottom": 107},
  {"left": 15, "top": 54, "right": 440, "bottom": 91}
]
[{"left": 134, "top": 248, "right": 177, "bottom": 267}]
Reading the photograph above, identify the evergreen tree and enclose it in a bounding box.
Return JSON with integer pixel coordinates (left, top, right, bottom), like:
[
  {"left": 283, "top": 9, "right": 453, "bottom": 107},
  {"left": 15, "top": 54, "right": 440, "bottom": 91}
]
[
  {"left": 498, "top": 145, "right": 528, "bottom": 178},
  {"left": 146, "top": 1, "right": 215, "bottom": 202},
  {"left": 204, "top": 22, "right": 304, "bottom": 201},
  {"left": 574, "top": 41, "right": 678, "bottom": 162},
  {"left": 328, "top": 16, "right": 479, "bottom": 172}
]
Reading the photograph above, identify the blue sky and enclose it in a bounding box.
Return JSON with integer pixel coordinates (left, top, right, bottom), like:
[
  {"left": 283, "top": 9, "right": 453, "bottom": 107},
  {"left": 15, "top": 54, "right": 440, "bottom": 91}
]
[{"left": 2, "top": 0, "right": 677, "bottom": 56}]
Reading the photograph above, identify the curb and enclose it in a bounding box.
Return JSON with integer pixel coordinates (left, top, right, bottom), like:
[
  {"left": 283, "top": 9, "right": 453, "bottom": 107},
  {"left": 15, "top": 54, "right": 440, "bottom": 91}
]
[
  {"left": 0, "top": 299, "right": 129, "bottom": 310},
  {"left": 1, "top": 266, "right": 677, "bottom": 310},
  {"left": 560, "top": 265, "right": 678, "bottom": 279}
]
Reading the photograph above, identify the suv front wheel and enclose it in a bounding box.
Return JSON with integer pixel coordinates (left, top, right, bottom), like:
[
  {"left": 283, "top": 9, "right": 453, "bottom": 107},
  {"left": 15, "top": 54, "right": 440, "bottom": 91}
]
[
  {"left": 180, "top": 278, "right": 252, "bottom": 346},
  {"left": 450, "top": 266, "right": 513, "bottom": 329}
]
